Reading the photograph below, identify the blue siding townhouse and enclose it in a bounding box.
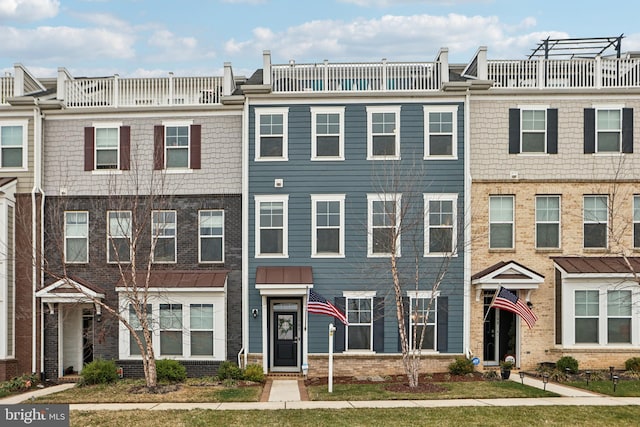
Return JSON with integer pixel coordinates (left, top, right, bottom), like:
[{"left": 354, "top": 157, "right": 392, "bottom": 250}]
[{"left": 241, "top": 50, "right": 475, "bottom": 376}]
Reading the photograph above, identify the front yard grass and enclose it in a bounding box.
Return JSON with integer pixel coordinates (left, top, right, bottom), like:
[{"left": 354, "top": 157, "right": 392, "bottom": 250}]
[
  {"left": 566, "top": 378, "right": 640, "bottom": 397},
  {"left": 70, "top": 406, "right": 640, "bottom": 427},
  {"left": 308, "top": 380, "right": 557, "bottom": 400},
  {"left": 33, "top": 379, "right": 262, "bottom": 404}
]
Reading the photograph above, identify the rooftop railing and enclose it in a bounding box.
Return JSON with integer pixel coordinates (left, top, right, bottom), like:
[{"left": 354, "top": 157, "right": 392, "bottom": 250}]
[
  {"left": 64, "top": 75, "right": 224, "bottom": 108},
  {"left": 271, "top": 60, "right": 442, "bottom": 93},
  {"left": 0, "top": 77, "right": 14, "bottom": 105},
  {"left": 488, "top": 57, "right": 640, "bottom": 89}
]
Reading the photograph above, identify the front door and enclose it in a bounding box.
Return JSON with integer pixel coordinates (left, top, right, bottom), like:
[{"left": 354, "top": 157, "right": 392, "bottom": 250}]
[
  {"left": 483, "top": 291, "right": 517, "bottom": 366},
  {"left": 270, "top": 300, "right": 301, "bottom": 371}
]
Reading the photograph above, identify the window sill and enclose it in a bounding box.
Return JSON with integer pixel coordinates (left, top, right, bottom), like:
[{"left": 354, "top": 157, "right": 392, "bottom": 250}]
[
  {"left": 592, "top": 152, "right": 624, "bottom": 157},
  {"left": 424, "top": 252, "right": 458, "bottom": 258},
  {"left": 92, "top": 169, "right": 123, "bottom": 175},
  {"left": 424, "top": 155, "right": 458, "bottom": 160},
  {"left": 582, "top": 248, "right": 609, "bottom": 253},
  {"left": 342, "top": 350, "right": 376, "bottom": 355},
  {"left": 488, "top": 248, "right": 515, "bottom": 253},
  {"left": 367, "top": 253, "right": 398, "bottom": 258},
  {"left": 254, "top": 157, "right": 289, "bottom": 162},
  {"left": 516, "top": 153, "right": 551, "bottom": 156},
  {"left": 152, "top": 261, "right": 177, "bottom": 264},
  {"left": 311, "top": 254, "right": 345, "bottom": 259},
  {"left": 535, "top": 248, "right": 562, "bottom": 253},
  {"left": 255, "top": 254, "right": 289, "bottom": 259},
  {"left": 310, "top": 157, "right": 345, "bottom": 161},
  {"left": 163, "top": 168, "right": 193, "bottom": 174},
  {"left": 199, "top": 260, "right": 225, "bottom": 264},
  {"left": 366, "top": 156, "right": 400, "bottom": 161}
]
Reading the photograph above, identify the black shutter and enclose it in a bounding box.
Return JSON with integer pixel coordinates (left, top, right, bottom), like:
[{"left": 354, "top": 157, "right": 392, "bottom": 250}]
[
  {"left": 120, "top": 126, "right": 131, "bottom": 170},
  {"left": 584, "top": 108, "right": 596, "bottom": 154},
  {"left": 373, "top": 297, "right": 384, "bottom": 353},
  {"left": 508, "top": 109, "right": 520, "bottom": 154},
  {"left": 547, "top": 108, "right": 558, "bottom": 154},
  {"left": 153, "top": 125, "right": 165, "bottom": 170},
  {"left": 84, "top": 127, "right": 94, "bottom": 171},
  {"left": 622, "top": 108, "right": 634, "bottom": 153},
  {"left": 334, "top": 297, "right": 345, "bottom": 352},
  {"left": 398, "top": 296, "right": 409, "bottom": 352},
  {"left": 190, "top": 124, "right": 201, "bottom": 169},
  {"left": 437, "top": 296, "right": 448, "bottom": 352}
]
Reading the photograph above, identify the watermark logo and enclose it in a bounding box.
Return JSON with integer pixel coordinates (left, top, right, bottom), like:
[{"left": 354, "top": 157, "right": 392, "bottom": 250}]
[{"left": 1, "top": 405, "right": 69, "bottom": 426}]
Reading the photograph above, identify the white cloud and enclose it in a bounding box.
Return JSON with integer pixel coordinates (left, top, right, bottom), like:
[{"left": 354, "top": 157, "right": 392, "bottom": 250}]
[
  {"left": 224, "top": 13, "right": 565, "bottom": 64},
  {"left": 0, "top": 0, "right": 59, "bottom": 22},
  {"left": 147, "top": 30, "right": 215, "bottom": 62}
]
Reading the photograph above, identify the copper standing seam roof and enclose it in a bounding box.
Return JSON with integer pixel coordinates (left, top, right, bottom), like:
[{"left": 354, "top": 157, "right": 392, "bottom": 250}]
[
  {"left": 255, "top": 266, "right": 313, "bottom": 285},
  {"left": 116, "top": 270, "right": 229, "bottom": 288},
  {"left": 471, "top": 260, "right": 544, "bottom": 281},
  {"left": 552, "top": 256, "right": 640, "bottom": 274}
]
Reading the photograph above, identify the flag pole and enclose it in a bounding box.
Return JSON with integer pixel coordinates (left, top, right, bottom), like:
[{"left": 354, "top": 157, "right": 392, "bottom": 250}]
[
  {"left": 483, "top": 287, "right": 500, "bottom": 323},
  {"left": 328, "top": 323, "right": 336, "bottom": 393}
]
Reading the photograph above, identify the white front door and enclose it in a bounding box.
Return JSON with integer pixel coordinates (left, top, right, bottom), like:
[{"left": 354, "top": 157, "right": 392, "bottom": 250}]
[{"left": 60, "top": 306, "right": 82, "bottom": 376}]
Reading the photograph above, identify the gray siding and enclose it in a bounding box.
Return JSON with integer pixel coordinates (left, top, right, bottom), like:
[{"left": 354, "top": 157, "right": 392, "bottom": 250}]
[{"left": 248, "top": 102, "right": 466, "bottom": 354}]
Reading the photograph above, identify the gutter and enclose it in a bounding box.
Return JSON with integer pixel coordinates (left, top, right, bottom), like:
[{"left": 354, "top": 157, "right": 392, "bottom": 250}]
[{"left": 241, "top": 94, "right": 249, "bottom": 368}]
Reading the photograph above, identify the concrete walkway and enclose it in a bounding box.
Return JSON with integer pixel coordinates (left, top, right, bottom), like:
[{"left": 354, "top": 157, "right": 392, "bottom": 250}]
[{"left": 2, "top": 375, "right": 639, "bottom": 411}]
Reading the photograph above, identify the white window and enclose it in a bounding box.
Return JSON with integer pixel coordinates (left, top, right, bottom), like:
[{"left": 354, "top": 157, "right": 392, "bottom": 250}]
[
  {"left": 608, "top": 290, "right": 631, "bottom": 343},
  {"left": 424, "top": 193, "right": 457, "bottom": 255},
  {"left": 311, "top": 194, "right": 345, "bottom": 257},
  {"left": 408, "top": 292, "right": 438, "bottom": 351},
  {"left": 367, "top": 106, "right": 400, "bottom": 160},
  {"left": 0, "top": 122, "right": 26, "bottom": 169},
  {"left": 160, "top": 303, "right": 183, "bottom": 355},
  {"left": 535, "top": 195, "right": 560, "bottom": 249},
  {"left": 570, "top": 288, "right": 634, "bottom": 346},
  {"left": 165, "top": 124, "right": 190, "bottom": 168},
  {"left": 311, "top": 107, "right": 344, "bottom": 160},
  {"left": 65, "top": 211, "right": 88, "bottom": 263},
  {"left": 255, "top": 195, "right": 288, "bottom": 257},
  {"left": 346, "top": 296, "right": 373, "bottom": 351},
  {"left": 152, "top": 210, "right": 176, "bottom": 263},
  {"left": 521, "top": 109, "right": 546, "bottom": 153},
  {"left": 489, "top": 195, "right": 514, "bottom": 249},
  {"left": 596, "top": 108, "right": 622, "bottom": 152},
  {"left": 367, "top": 193, "right": 401, "bottom": 257},
  {"left": 129, "top": 304, "right": 152, "bottom": 356},
  {"left": 424, "top": 106, "right": 457, "bottom": 159},
  {"left": 95, "top": 126, "right": 119, "bottom": 169},
  {"left": 583, "top": 195, "right": 608, "bottom": 249},
  {"left": 255, "top": 108, "right": 288, "bottom": 161},
  {"left": 575, "top": 290, "right": 599, "bottom": 343},
  {"left": 107, "top": 211, "right": 132, "bottom": 263},
  {"left": 199, "top": 210, "right": 224, "bottom": 263},
  {"left": 634, "top": 195, "right": 640, "bottom": 249},
  {"left": 190, "top": 304, "right": 214, "bottom": 356}
]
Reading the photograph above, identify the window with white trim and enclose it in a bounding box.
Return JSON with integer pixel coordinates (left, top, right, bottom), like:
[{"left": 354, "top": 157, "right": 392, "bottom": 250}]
[
  {"left": 634, "top": 195, "right": 640, "bottom": 249},
  {"left": 367, "top": 193, "right": 401, "bottom": 257},
  {"left": 535, "top": 195, "right": 560, "bottom": 249},
  {"left": 367, "top": 106, "right": 400, "bottom": 159},
  {"left": 424, "top": 106, "right": 457, "bottom": 158},
  {"left": 521, "top": 109, "right": 546, "bottom": 153},
  {"left": 596, "top": 109, "right": 622, "bottom": 152},
  {"left": 65, "top": 211, "right": 88, "bottom": 263},
  {"left": 199, "top": 210, "right": 224, "bottom": 263},
  {"left": 152, "top": 210, "right": 176, "bottom": 263},
  {"left": 489, "top": 195, "right": 514, "bottom": 249},
  {"left": 255, "top": 195, "right": 288, "bottom": 257},
  {"left": 129, "top": 304, "right": 152, "bottom": 356},
  {"left": 160, "top": 303, "right": 182, "bottom": 355},
  {"left": 424, "top": 193, "right": 457, "bottom": 255},
  {"left": 311, "top": 107, "right": 344, "bottom": 160},
  {"left": 346, "top": 297, "right": 372, "bottom": 351},
  {"left": 165, "top": 125, "right": 190, "bottom": 168},
  {"left": 575, "top": 290, "right": 599, "bottom": 343},
  {"left": 583, "top": 195, "right": 608, "bottom": 249},
  {"left": 311, "top": 194, "right": 344, "bottom": 257},
  {"left": 108, "top": 211, "right": 132, "bottom": 263},
  {"left": 608, "top": 290, "right": 631, "bottom": 343},
  {"left": 409, "top": 295, "right": 437, "bottom": 351},
  {"left": 95, "top": 126, "right": 119, "bottom": 169},
  {"left": 0, "top": 123, "right": 26, "bottom": 169},
  {"left": 255, "top": 108, "right": 288, "bottom": 160},
  {"left": 190, "top": 304, "right": 214, "bottom": 356},
  {"left": 571, "top": 288, "right": 634, "bottom": 345}
]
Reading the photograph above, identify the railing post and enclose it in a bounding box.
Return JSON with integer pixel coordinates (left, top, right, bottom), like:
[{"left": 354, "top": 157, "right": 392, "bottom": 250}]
[
  {"left": 537, "top": 57, "right": 545, "bottom": 89},
  {"left": 595, "top": 56, "right": 602, "bottom": 89},
  {"left": 113, "top": 74, "right": 119, "bottom": 108},
  {"left": 168, "top": 72, "right": 174, "bottom": 105},
  {"left": 323, "top": 59, "right": 329, "bottom": 92},
  {"left": 381, "top": 58, "right": 388, "bottom": 91},
  {"left": 263, "top": 50, "right": 272, "bottom": 86}
]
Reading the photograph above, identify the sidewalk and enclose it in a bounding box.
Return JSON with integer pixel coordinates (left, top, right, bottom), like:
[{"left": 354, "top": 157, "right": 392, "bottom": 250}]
[{"left": 2, "top": 376, "right": 639, "bottom": 411}]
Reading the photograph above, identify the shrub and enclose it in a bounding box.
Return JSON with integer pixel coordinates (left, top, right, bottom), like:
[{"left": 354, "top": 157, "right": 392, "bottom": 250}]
[
  {"left": 556, "top": 356, "right": 579, "bottom": 374},
  {"left": 80, "top": 359, "right": 118, "bottom": 385},
  {"left": 156, "top": 359, "right": 186, "bottom": 383},
  {"left": 625, "top": 357, "right": 640, "bottom": 372},
  {"left": 0, "top": 374, "right": 38, "bottom": 396},
  {"left": 243, "top": 364, "right": 265, "bottom": 383},
  {"left": 217, "top": 361, "right": 243, "bottom": 380},
  {"left": 448, "top": 357, "right": 475, "bottom": 375}
]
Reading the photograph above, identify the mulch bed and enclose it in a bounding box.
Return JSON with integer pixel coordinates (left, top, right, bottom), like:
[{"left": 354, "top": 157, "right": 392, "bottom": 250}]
[{"left": 305, "top": 373, "right": 484, "bottom": 393}]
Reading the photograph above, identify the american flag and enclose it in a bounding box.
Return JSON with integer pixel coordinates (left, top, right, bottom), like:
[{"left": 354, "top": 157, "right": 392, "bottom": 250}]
[
  {"left": 490, "top": 287, "right": 538, "bottom": 329},
  {"left": 307, "top": 289, "right": 348, "bottom": 325}
]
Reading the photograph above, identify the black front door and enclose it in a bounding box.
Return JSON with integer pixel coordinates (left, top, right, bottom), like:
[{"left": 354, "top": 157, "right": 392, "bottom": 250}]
[
  {"left": 273, "top": 312, "right": 297, "bottom": 367},
  {"left": 483, "top": 291, "right": 517, "bottom": 364}
]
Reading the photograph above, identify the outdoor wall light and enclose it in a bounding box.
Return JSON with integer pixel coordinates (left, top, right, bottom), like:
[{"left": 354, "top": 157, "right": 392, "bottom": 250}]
[
  {"left": 613, "top": 375, "right": 619, "bottom": 393},
  {"left": 252, "top": 308, "right": 259, "bottom": 319},
  {"left": 519, "top": 371, "right": 525, "bottom": 385},
  {"left": 585, "top": 371, "right": 591, "bottom": 386},
  {"left": 542, "top": 374, "right": 549, "bottom": 391},
  {"left": 96, "top": 313, "right": 102, "bottom": 323}
]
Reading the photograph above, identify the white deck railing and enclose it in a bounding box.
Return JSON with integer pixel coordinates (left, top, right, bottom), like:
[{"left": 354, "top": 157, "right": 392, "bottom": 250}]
[
  {"left": 64, "top": 75, "right": 224, "bottom": 107},
  {"left": 488, "top": 57, "right": 640, "bottom": 89},
  {"left": 272, "top": 61, "right": 441, "bottom": 93},
  {"left": 0, "top": 77, "right": 14, "bottom": 104}
]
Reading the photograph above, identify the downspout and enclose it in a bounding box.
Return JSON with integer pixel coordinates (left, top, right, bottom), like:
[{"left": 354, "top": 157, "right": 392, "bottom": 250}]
[
  {"left": 241, "top": 93, "right": 249, "bottom": 368},
  {"left": 31, "top": 106, "right": 44, "bottom": 375},
  {"left": 462, "top": 89, "right": 471, "bottom": 355}
]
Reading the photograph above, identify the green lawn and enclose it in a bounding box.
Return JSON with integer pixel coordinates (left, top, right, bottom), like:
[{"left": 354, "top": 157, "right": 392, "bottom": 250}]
[
  {"left": 308, "top": 380, "right": 557, "bottom": 401},
  {"left": 70, "top": 406, "right": 640, "bottom": 427},
  {"left": 566, "top": 378, "right": 640, "bottom": 396}
]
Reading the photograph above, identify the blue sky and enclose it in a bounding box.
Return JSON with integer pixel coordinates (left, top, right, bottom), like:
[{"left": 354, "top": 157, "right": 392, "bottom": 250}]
[{"left": 1, "top": 0, "right": 638, "bottom": 78}]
